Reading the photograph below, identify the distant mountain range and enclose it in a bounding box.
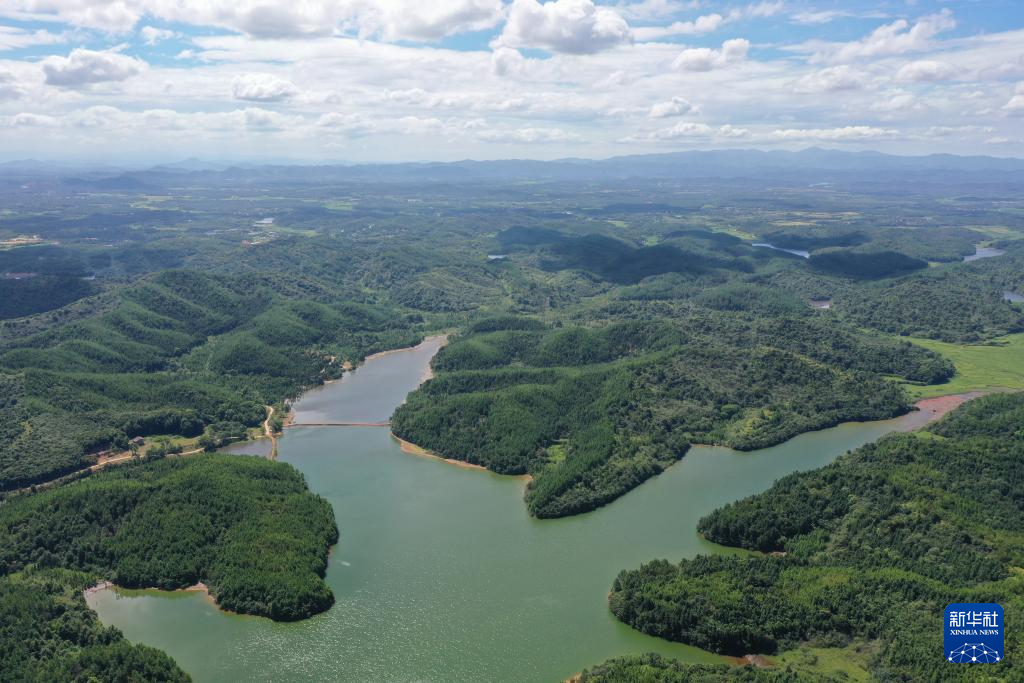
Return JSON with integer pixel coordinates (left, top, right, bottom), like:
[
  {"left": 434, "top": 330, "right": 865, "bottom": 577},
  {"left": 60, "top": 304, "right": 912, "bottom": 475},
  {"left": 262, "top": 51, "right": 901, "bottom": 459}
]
[{"left": 2, "top": 147, "right": 1024, "bottom": 190}]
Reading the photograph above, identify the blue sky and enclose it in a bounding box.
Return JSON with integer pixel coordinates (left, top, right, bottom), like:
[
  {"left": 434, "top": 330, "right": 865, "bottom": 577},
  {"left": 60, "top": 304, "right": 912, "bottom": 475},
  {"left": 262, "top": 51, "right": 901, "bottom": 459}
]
[{"left": 0, "top": 0, "right": 1022, "bottom": 163}]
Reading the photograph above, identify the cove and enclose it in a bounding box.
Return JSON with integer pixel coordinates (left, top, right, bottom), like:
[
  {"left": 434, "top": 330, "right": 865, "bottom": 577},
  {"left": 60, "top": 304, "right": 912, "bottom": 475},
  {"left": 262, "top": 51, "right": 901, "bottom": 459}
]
[{"left": 88, "top": 338, "right": 950, "bottom": 682}]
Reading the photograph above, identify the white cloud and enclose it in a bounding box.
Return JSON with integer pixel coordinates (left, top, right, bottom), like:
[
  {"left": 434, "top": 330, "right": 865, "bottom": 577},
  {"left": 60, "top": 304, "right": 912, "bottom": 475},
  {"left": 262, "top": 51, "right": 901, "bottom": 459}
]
[
  {"left": 231, "top": 73, "right": 299, "bottom": 102},
  {"left": 634, "top": 2, "right": 782, "bottom": 41},
  {"left": 615, "top": 0, "right": 702, "bottom": 22},
  {"left": 0, "top": 112, "right": 60, "bottom": 127},
  {"left": 140, "top": 26, "right": 178, "bottom": 45},
  {"left": 790, "top": 10, "right": 853, "bottom": 25},
  {"left": 810, "top": 9, "right": 956, "bottom": 63},
  {"left": 0, "top": 70, "right": 25, "bottom": 101},
  {"left": 1004, "top": 83, "right": 1024, "bottom": 116},
  {"left": 895, "top": 59, "right": 956, "bottom": 83},
  {"left": 870, "top": 91, "right": 919, "bottom": 113},
  {"left": 634, "top": 13, "right": 723, "bottom": 41},
  {"left": 649, "top": 96, "right": 694, "bottom": 117},
  {"left": 794, "top": 65, "right": 865, "bottom": 92},
  {"left": 479, "top": 126, "right": 584, "bottom": 142},
  {"left": 494, "top": 0, "right": 632, "bottom": 54},
  {"left": 41, "top": 48, "right": 146, "bottom": 88},
  {"left": 625, "top": 121, "right": 750, "bottom": 142},
  {"left": 1, "top": 0, "right": 141, "bottom": 32},
  {"left": 0, "top": 25, "right": 67, "bottom": 51},
  {"left": 350, "top": 0, "right": 505, "bottom": 41},
  {"left": 491, "top": 46, "right": 527, "bottom": 76},
  {"left": 773, "top": 125, "right": 900, "bottom": 141},
  {"left": 1, "top": 0, "right": 504, "bottom": 42},
  {"left": 672, "top": 38, "right": 749, "bottom": 71}
]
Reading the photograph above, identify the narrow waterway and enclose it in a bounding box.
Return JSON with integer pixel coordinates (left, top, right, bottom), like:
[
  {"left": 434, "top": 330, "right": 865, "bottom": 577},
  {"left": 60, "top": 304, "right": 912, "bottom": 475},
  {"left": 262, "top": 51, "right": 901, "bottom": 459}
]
[{"left": 88, "top": 338, "right": 952, "bottom": 682}]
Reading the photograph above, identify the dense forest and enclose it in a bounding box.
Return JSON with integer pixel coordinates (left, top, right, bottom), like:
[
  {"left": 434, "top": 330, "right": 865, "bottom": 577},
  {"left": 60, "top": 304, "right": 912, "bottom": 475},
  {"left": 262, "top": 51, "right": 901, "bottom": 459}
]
[
  {"left": 0, "top": 569, "right": 189, "bottom": 682},
  {"left": 0, "top": 454, "right": 338, "bottom": 621},
  {"left": 607, "top": 392, "right": 1024, "bottom": 680},
  {"left": 577, "top": 654, "right": 819, "bottom": 682},
  {"left": 393, "top": 311, "right": 951, "bottom": 517},
  {"left": 2, "top": 166, "right": 1023, "bottom": 680},
  {"left": 0, "top": 268, "right": 420, "bottom": 490}
]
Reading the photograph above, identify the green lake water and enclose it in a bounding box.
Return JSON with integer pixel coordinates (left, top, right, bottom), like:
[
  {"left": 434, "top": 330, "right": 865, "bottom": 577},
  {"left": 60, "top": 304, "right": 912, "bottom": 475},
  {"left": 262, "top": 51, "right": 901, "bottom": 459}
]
[{"left": 88, "top": 337, "right": 938, "bottom": 682}]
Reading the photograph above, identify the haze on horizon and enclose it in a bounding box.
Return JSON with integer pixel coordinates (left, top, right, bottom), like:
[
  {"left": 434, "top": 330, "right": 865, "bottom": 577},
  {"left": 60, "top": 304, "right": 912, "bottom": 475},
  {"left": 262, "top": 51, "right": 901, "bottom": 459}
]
[{"left": 0, "top": 0, "right": 1022, "bottom": 164}]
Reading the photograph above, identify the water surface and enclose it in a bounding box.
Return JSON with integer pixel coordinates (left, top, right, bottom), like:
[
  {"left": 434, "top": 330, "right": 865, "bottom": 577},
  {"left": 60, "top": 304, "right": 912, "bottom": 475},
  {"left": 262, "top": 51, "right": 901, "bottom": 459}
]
[
  {"left": 90, "top": 341, "right": 938, "bottom": 682},
  {"left": 964, "top": 246, "right": 1005, "bottom": 262}
]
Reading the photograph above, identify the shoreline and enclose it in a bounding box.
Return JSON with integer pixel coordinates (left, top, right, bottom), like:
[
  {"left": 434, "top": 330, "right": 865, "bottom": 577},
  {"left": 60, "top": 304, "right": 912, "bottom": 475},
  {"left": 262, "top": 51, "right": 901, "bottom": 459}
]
[
  {"left": 903, "top": 391, "right": 984, "bottom": 427},
  {"left": 391, "top": 433, "right": 492, "bottom": 473},
  {"left": 86, "top": 580, "right": 224, "bottom": 612},
  {"left": 391, "top": 432, "right": 534, "bottom": 481},
  {"left": 364, "top": 334, "right": 449, "bottom": 364}
]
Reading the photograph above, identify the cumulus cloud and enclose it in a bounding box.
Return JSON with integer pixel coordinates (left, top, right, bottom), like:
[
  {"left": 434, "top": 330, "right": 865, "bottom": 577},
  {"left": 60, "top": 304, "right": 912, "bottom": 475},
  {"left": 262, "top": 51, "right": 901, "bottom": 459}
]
[
  {"left": 478, "top": 126, "right": 584, "bottom": 143},
  {"left": 773, "top": 125, "right": 901, "bottom": 141},
  {"left": 1, "top": 0, "right": 504, "bottom": 42},
  {"left": 634, "top": 13, "right": 723, "bottom": 41},
  {"left": 0, "top": 112, "right": 60, "bottom": 127},
  {"left": 790, "top": 10, "right": 854, "bottom": 25},
  {"left": 615, "top": 0, "right": 702, "bottom": 21},
  {"left": 41, "top": 48, "right": 146, "bottom": 88},
  {"left": 1004, "top": 83, "right": 1024, "bottom": 116},
  {"left": 0, "top": 70, "right": 25, "bottom": 101},
  {"left": 814, "top": 10, "right": 956, "bottom": 63},
  {"left": 140, "top": 26, "right": 178, "bottom": 45},
  {"left": 870, "top": 91, "right": 919, "bottom": 113},
  {"left": 794, "top": 65, "right": 866, "bottom": 92},
  {"left": 633, "top": 2, "right": 781, "bottom": 41},
  {"left": 491, "top": 46, "right": 527, "bottom": 77},
  {"left": 0, "top": 104, "right": 304, "bottom": 134},
  {"left": 0, "top": 25, "right": 67, "bottom": 51},
  {"left": 649, "top": 96, "right": 694, "bottom": 118},
  {"left": 350, "top": 0, "right": 505, "bottom": 41},
  {"left": 625, "top": 121, "right": 749, "bottom": 142},
  {"left": 494, "top": 0, "right": 632, "bottom": 54},
  {"left": 231, "top": 73, "right": 299, "bottom": 102},
  {"left": 895, "top": 60, "right": 957, "bottom": 83},
  {"left": 672, "top": 38, "right": 749, "bottom": 71}
]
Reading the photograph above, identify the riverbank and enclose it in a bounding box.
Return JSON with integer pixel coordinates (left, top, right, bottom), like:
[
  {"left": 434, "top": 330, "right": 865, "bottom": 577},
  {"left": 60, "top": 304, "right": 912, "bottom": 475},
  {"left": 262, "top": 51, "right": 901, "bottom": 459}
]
[
  {"left": 391, "top": 433, "right": 495, "bottom": 473},
  {"left": 363, "top": 334, "right": 448, "bottom": 382},
  {"left": 87, "top": 581, "right": 230, "bottom": 614},
  {"left": 903, "top": 391, "right": 984, "bottom": 426}
]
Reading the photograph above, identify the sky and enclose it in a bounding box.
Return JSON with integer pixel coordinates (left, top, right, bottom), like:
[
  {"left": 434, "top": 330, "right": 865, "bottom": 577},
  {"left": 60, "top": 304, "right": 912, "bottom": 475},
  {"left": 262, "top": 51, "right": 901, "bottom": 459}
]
[{"left": 0, "top": 0, "right": 1022, "bottom": 164}]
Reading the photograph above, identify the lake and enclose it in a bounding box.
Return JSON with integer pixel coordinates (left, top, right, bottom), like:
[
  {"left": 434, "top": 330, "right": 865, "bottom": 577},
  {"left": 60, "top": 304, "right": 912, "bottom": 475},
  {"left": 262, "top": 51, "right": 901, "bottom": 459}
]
[{"left": 88, "top": 338, "right": 946, "bottom": 682}]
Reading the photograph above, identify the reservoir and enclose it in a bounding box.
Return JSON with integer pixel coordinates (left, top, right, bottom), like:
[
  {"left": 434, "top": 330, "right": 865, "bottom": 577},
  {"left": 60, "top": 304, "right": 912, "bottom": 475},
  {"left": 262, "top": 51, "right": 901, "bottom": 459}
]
[{"left": 88, "top": 338, "right": 951, "bottom": 682}]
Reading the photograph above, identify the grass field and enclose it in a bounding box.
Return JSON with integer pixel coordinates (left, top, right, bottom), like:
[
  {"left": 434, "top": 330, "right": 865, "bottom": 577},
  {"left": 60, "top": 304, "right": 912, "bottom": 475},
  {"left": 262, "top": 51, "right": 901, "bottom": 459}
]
[
  {"left": 773, "top": 645, "right": 875, "bottom": 682},
  {"left": 904, "top": 333, "right": 1024, "bottom": 399}
]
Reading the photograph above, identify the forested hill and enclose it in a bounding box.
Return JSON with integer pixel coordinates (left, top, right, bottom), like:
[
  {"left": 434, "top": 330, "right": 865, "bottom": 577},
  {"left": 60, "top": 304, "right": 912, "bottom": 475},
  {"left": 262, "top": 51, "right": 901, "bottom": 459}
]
[
  {"left": 392, "top": 310, "right": 952, "bottom": 518},
  {"left": 0, "top": 269, "right": 420, "bottom": 490},
  {"left": 606, "top": 391, "right": 1024, "bottom": 681},
  {"left": 0, "top": 569, "right": 189, "bottom": 682},
  {"left": 0, "top": 454, "right": 338, "bottom": 621},
  {"left": 0, "top": 454, "right": 338, "bottom": 679}
]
